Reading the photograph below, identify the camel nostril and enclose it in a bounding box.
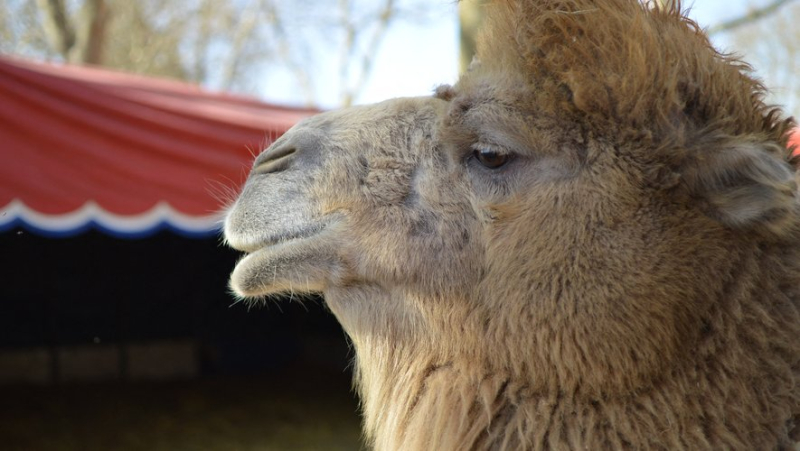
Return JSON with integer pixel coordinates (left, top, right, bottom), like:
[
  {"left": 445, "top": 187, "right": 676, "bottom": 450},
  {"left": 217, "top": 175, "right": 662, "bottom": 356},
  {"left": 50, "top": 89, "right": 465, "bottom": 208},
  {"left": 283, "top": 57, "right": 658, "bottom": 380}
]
[{"left": 253, "top": 146, "right": 297, "bottom": 174}]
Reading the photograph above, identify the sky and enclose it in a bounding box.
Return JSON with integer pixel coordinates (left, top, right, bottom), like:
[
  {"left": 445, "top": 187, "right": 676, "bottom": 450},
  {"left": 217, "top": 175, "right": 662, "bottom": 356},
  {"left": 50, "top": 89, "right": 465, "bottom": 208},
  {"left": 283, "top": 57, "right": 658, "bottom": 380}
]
[{"left": 258, "top": 0, "right": 791, "bottom": 111}]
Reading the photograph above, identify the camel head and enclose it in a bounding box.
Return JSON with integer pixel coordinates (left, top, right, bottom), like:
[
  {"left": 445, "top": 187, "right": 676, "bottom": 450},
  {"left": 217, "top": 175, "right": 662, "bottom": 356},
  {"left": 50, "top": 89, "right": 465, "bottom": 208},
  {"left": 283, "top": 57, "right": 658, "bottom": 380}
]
[{"left": 224, "top": 1, "right": 800, "bottom": 449}]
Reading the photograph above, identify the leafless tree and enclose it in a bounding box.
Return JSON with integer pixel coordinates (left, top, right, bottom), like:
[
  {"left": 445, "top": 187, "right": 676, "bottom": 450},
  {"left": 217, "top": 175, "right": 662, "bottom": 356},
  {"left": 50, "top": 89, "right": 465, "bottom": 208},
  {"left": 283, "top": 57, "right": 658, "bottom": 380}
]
[
  {"left": 35, "top": 0, "right": 107, "bottom": 64},
  {"left": 724, "top": 1, "right": 800, "bottom": 116},
  {"left": 1, "top": 0, "right": 438, "bottom": 107},
  {"left": 708, "top": 0, "right": 796, "bottom": 35},
  {"left": 337, "top": 0, "right": 398, "bottom": 107}
]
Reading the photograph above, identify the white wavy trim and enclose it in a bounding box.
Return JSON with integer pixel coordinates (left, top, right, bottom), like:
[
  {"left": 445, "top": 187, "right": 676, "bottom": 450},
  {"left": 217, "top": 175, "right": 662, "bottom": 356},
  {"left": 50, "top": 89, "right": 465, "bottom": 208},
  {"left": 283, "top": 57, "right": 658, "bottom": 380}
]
[{"left": 0, "top": 199, "right": 221, "bottom": 235}]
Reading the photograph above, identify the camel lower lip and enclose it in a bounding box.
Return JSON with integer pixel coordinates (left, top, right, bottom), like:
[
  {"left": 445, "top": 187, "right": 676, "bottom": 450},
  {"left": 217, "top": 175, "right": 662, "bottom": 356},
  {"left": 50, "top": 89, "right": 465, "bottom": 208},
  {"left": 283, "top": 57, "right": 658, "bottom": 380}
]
[
  {"left": 230, "top": 237, "right": 305, "bottom": 297},
  {"left": 230, "top": 221, "right": 332, "bottom": 254},
  {"left": 229, "top": 245, "right": 282, "bottom": 297}
]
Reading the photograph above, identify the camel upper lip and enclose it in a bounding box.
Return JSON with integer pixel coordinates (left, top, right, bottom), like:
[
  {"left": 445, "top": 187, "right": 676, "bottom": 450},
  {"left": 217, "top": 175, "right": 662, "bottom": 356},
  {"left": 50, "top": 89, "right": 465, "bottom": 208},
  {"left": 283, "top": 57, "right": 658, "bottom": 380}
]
[
  {"left": 227, "top": 216, "right": 341, "bottom": 254},
  {"left": 232, "top": 224, "right": 327, "bottom": 254}
]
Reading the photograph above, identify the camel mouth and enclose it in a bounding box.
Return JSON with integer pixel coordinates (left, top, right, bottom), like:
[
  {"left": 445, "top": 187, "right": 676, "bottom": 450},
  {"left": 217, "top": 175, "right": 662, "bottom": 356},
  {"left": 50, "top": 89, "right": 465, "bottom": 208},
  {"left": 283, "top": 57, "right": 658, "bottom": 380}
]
[
  {"left": 234, "top": 221, "right": 331, "bottom": 254},
  {"left": 225, "top": 212, "right": 339, "bottom": 254},
  {"left": 227, "top": 216, "right": 344, "bottom": 298}
]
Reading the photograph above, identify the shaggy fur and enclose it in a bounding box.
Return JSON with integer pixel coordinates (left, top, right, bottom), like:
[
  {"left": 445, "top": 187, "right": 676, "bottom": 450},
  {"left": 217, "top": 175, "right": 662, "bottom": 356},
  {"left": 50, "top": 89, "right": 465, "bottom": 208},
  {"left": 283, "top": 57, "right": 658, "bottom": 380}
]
[{"left": 224, "top": 1, "right": 800, "bottom": 449}]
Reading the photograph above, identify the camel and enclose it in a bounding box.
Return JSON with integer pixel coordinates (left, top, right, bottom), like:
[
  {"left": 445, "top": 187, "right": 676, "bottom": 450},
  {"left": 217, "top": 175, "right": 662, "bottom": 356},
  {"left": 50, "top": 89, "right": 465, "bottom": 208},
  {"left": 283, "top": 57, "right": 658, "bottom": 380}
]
[{"left": 223, "top": 0, "right": 800, "bottom": 449}]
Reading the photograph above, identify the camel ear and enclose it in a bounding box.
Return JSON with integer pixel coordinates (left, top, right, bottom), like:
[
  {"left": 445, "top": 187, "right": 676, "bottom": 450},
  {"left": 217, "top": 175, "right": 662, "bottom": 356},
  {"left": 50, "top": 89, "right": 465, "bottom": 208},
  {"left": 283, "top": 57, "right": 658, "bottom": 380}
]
[{"left": 683, "top": 140, "right": 798, "bottom": 236}]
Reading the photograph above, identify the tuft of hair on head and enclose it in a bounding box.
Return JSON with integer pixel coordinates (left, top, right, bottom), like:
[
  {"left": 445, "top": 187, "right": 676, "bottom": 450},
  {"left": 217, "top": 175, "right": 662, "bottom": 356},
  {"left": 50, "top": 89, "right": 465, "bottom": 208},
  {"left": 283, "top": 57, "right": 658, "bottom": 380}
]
[{"left": 475, "top": 0, "right": 789, "bottom": 146}]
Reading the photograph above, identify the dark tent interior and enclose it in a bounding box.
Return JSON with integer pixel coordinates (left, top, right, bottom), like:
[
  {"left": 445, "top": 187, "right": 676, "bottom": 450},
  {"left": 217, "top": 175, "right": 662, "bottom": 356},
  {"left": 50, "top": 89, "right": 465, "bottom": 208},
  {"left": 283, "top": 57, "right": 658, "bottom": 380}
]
[{"left": 0, "top": 229, "right": 363, "bottom": 450}]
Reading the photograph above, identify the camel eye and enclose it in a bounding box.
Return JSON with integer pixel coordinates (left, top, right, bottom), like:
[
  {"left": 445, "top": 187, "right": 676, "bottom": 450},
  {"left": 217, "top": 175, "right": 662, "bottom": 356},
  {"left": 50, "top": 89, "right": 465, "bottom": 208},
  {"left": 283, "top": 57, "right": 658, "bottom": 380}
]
[{"left": 473, "top": 148, "right": 509, "bottom": 169}]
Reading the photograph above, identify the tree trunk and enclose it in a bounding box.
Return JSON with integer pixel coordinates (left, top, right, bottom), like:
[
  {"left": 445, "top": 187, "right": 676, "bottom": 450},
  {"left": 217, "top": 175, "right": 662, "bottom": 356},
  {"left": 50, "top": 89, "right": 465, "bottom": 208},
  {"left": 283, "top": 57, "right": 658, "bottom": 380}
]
[
  {"left": 37, "top": 0, "right": 107, "bottom": 65},
  {"left": 36, "top": 0, "right": 74, "bottom": 57},
  {"left": 68, "top": 0, "right": 107, "bottom": 64}
]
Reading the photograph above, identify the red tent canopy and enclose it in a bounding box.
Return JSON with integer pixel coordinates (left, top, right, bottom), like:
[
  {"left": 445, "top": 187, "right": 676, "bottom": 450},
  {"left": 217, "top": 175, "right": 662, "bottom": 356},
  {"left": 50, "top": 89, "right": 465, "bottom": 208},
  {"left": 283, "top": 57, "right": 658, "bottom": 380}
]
[{"left": 0, "top": 56, "right": 317, "bottom": 238}]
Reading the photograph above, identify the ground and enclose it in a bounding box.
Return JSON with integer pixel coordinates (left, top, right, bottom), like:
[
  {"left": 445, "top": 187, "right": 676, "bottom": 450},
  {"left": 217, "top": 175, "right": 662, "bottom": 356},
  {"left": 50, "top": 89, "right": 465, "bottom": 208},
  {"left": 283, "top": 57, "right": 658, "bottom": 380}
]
[{"left": 0, "top": 366, "right": 363, "bottom": 451}]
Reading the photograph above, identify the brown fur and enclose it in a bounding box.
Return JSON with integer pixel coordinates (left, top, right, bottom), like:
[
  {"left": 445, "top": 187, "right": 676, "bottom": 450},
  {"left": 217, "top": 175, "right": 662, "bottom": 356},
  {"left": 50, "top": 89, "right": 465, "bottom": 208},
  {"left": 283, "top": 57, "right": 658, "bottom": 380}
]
[{"left": 224, "top": 1, "right": 800, "bottom": 449}]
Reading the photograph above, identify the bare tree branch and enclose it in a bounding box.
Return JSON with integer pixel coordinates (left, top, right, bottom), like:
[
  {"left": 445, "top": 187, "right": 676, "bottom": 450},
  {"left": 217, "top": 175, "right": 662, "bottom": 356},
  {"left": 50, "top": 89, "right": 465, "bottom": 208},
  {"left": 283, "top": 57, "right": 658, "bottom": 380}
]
[
  {"left": 339, "top": 0, "right": 396, "bottom": 107},
  {"left": 36, "top": 0, "right": 74, "bottom": 57},
  {"left": 709, "top": 0, "right": 797, "bottom": 35},
  {"left": 14, "top": 0, "right": 438, "bottom": 106},
  {"left": 68, "top": 0, "right": 106, "bottom": 64},
  {"left": 337, "top": 0, "right": 357, "bottom": 106},
  {"left": 267, "top": 3, "right": 316, "bottom": 105},
  {"left": 220, "top": 0, "right": 264, "bottom": 90},
  {"left": 189, "top": 0, "right": 214, "bottom": 83}
]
